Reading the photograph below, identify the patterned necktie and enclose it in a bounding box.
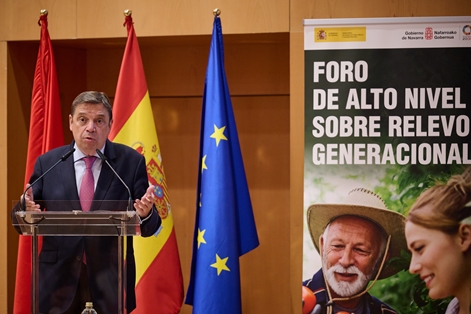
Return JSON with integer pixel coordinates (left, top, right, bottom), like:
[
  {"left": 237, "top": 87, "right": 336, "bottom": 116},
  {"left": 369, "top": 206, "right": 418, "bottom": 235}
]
[{"left": 80, "top": 156, "right": 97, "bottom": 212}]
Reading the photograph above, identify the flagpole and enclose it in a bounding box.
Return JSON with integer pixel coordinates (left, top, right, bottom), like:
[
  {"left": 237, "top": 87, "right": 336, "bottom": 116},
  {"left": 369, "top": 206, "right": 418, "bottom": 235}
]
[
  {"left": 14, "top": 7, "right": 64, "bottom": 314},
  {"left": 185, "top": 9, "right": 259, "bottom": 313},
  {"left": 31, "top": 10, "right": 48, "bottom": 314},
  {"left": 39, "top": 9, "right": 48, "bottom": 20},
  {"left": 32, "top": 227, "right": 38, "bottom": 314},
  {"left": 112, "top": 9, "right": 184, "bottom": 313},
  {"left": 32, "top": 9, "right": 48, "bottom": 314},
  {"left": 31, "top": 11, "right": 42, "bottom": 314}
]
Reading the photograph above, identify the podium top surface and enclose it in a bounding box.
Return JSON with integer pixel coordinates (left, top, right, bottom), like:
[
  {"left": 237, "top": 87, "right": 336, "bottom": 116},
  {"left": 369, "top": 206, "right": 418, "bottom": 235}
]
[{"left": 13, "top": 210, "right": 141, "bottom": 236}]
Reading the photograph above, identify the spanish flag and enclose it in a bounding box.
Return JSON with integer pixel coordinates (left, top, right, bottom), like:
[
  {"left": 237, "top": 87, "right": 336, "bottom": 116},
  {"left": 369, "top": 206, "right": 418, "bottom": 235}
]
[
  {"left": 109, "top": 12, "right": 183, "bottom": 313},
  {"left": 14, "top": 11, "right": 64, "bottom": 314}
]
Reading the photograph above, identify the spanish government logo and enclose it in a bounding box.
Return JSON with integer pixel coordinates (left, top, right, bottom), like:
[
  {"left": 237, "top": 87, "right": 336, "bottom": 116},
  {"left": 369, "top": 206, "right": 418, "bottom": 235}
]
[{"left": 316, "top": 29, "right": 327, "bottom": 41}]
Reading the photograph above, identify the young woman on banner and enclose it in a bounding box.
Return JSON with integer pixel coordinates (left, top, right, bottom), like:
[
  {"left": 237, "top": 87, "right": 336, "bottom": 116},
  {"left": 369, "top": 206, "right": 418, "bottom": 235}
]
[{"left": 406, "top": 167, "right": 471, "bottom": 314}]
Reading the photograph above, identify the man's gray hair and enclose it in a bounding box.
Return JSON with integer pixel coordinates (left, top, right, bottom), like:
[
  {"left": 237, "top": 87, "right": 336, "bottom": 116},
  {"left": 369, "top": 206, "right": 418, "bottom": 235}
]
[{"left": 71, "top": 91, "right": 113, "bottom": 122}]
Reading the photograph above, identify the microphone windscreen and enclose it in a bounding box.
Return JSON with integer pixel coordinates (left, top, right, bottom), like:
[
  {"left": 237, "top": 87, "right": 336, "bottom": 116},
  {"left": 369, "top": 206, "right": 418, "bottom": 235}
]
[{"left": 302, "top": 286, "right": 316, "bottom": 314}]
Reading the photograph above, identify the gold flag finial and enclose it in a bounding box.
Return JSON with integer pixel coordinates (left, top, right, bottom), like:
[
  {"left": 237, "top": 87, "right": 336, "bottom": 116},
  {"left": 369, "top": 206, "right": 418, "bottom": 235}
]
[
  {"left": 213, "top": 8, "right": 221, "bottom": 17},
  {"left": 124, "top": 9, "right": 132, "bottom": 17},
  {"left": 40, "top": 9, "right": 48, "bottom": 16}
]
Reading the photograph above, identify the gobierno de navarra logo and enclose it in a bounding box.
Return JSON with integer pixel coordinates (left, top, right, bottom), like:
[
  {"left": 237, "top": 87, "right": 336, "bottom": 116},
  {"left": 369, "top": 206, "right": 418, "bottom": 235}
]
[{"left": 425, "top": 27, "right": 433, "bottom": 40}]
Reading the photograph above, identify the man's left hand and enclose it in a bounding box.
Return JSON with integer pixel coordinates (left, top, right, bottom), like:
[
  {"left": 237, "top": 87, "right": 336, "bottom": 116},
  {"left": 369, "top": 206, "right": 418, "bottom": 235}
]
[{"left": 134, "top": 185, "right": 155, "bottom": 218}]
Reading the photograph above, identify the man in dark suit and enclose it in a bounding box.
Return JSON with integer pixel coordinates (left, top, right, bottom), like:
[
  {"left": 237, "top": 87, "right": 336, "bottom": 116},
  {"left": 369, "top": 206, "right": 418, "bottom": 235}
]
[{"left": 12, "top": 91, "right": 161, "bottom": 314}]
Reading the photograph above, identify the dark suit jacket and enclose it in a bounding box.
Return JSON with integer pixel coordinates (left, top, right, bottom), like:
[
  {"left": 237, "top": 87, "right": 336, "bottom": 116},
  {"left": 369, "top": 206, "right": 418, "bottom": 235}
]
[{"left": 12, "top": 140, "right": 161, "bottom": 314}]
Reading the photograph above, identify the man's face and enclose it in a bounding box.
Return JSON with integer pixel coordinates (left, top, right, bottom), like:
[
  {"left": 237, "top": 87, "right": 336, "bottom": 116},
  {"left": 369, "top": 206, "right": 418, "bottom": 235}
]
[
  {"left": 320, "top": 216, "right": 383, "bottom": 297},
  {"left": 69, "top": 103, "right": 112, "bottom": 156}
]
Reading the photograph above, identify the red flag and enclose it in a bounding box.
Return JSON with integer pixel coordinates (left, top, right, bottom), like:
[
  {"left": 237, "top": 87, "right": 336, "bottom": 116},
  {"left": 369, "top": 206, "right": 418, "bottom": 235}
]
[
  {"left": 13, "top": 11, "right": 64, "bottom": 314},
  {"left": 110, "top": 14, "right": 184, "bottom": 313}
]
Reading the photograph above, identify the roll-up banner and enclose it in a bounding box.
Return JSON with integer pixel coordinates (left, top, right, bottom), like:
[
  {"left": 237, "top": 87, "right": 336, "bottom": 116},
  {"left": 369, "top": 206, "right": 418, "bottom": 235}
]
[{"left": 303, "top": 16, "right": 471, "bottom": 311}]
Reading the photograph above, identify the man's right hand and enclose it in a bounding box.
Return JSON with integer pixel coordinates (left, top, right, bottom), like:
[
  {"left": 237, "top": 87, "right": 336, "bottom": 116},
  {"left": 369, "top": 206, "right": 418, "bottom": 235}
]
[{"left": 21, "top": 184, "right": 41, "bottom": 212}]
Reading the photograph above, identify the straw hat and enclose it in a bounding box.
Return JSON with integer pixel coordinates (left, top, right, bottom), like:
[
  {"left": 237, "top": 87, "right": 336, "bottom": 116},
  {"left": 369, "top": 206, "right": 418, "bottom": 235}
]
[{"left": 307, "top": 187, "right": 407, "bottom": 279}]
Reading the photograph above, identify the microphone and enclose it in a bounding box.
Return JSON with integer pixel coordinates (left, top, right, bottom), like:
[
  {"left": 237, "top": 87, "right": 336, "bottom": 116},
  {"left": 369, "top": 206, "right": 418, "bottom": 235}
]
[
  {"left": 302, "top": 286, "right": 317, "bottom": 314},
  {"left": 21, "top": 148, "right": 75, "bottom": 211},
  {"left": 95, "top": 149, "right": 133, "bottom": 211}
]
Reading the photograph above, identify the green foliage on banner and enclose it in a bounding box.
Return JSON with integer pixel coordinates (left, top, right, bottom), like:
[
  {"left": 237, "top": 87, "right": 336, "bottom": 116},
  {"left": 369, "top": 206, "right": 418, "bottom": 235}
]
[{"left": 368, "top": 164, "right": 464, "bottom": 314}]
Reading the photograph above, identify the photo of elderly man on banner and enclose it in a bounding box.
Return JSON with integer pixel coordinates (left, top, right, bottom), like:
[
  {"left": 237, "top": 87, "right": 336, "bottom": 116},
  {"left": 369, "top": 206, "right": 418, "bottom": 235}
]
[{"left": 302, "top": 16, "right": 470, "bottom": 314}]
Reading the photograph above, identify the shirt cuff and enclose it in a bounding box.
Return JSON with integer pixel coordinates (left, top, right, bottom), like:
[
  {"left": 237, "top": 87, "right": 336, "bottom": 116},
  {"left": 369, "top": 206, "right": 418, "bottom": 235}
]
[{"left": 138, "top": 207, "right": 153, "bottom": 224}]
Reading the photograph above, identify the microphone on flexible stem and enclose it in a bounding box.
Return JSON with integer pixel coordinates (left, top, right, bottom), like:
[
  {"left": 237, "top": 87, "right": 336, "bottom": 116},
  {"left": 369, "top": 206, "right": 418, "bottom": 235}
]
[
  {"left": 95, "top": 149, "right": 133, "bottom": 211},
  {"left": 20, "top": 148, "right": 76, "bottom": 211}
]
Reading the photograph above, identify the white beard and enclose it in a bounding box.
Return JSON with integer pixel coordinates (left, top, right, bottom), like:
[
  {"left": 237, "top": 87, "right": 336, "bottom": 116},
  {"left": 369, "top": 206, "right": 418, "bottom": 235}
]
[{"left": 323, "top": 257, "right": 372, "bottom": 297}]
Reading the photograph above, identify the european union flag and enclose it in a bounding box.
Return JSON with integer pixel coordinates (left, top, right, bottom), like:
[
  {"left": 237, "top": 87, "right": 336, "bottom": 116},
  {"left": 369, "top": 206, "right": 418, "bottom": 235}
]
[{"left": 185, "top": 15, "right": 260, "bottom": 314}]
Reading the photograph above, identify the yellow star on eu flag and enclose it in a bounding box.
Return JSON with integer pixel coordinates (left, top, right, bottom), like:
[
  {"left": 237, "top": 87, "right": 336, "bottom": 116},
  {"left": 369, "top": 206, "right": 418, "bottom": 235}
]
[
  {"left": 210, "top": 254, "right": 230, "bottom": 275},
  {"left": 201, "top": 155, "right": 208, "bottom": 173},
  {"left": 197, "top": 228, "right": 206, "bottom": 249},
  {"left": 210, "top": 124, "right": 227, "bottom": 146}
]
